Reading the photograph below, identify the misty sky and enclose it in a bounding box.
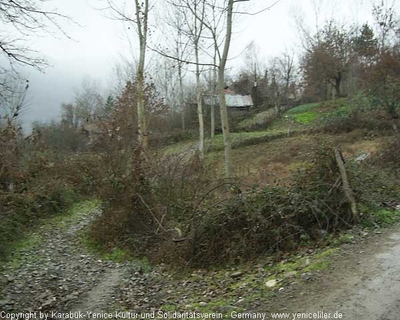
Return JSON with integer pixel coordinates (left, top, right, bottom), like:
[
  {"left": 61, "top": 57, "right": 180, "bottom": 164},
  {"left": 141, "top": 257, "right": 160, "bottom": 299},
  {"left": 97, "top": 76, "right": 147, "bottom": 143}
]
[{"left": 14, "top": 0, "right": 385, "bottom": 130}]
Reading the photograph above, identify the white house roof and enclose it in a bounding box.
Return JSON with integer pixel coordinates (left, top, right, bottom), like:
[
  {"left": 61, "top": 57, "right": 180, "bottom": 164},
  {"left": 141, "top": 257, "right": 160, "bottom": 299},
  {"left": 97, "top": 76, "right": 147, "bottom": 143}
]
[
  {"left": 225, "top": 94, "right": 253, "bottom": 107},
  {"left": 203, "top": 94, "right": 253, "bottom": 108}
]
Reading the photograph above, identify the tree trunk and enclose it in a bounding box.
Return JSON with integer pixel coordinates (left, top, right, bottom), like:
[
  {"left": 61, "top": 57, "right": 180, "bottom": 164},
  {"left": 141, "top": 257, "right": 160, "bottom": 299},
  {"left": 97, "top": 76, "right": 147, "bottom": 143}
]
[
  {"left": 210, "top": 53, "right": 217, "bottom": 138},
  {"left": 192, "top": 0, "right": 205, "bottom": 158},
  {"left": 334, "top": 71, "right": 342, "bottom": 98},
  {"left": 218, "top": 70, "right": 233, "bottom": 178},
  {"left": 135, "top": 0, "right": 149, "bottom": 150},
  {"left": 195, "top": 41, "right": 204, "bottom": 158},
  {"left": 137, "top": 65, "right": 147, "bottom": 149},
  {"left": 179, "top": 65, "right": 185, "bottom": 131},
  {"left": 217, "top": 0, "right": 235, "bottom": 178}
]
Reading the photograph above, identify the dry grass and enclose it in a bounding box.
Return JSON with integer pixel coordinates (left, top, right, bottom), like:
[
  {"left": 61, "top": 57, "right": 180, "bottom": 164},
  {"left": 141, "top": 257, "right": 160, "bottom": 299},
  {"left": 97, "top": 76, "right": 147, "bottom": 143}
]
[{"left": 205, "top": 132, "right": 385, "bottom": 186}]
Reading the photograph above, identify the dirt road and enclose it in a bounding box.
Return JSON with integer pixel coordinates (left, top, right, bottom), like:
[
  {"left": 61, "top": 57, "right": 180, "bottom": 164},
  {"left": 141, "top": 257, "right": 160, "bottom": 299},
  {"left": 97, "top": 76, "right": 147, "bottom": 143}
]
[{"left": 276, "top": 227, "right": 400, "bottom": 320}]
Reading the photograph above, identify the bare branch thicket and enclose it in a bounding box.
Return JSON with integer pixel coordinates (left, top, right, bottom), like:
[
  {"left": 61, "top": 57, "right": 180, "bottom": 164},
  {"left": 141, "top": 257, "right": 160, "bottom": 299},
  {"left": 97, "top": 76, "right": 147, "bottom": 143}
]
[
  {"left": 0, "top": 0, "right": 73, "bottom": 100},
  {"left": 152, "top": 0, "right": 196, "bottom": 130},
  {"left": 0, "top": 78, "right": 29, "bottom": 112},
  {"left": 293, "top": 0, "right": 335, "bottom": 53},
  {"left": 372, "top": 0, "right": 398, "bottom": 52},
  {"left": 188, "top": 0, "right": 207, "bottom": 158},
  {"left": 233, "top": 0, "right": 281, "bottom": 15},
  {"left": 0, "top": 0, "right": 72, "bottom": 67},
  {"left": 163, "top": 0, "right": 209, "bottom": 156},
  {"left": 277, "top": 49, "right": 297, "bottom": 102},
  {"left": 148, "top": 47, "right": 218, "bottom": 67}
]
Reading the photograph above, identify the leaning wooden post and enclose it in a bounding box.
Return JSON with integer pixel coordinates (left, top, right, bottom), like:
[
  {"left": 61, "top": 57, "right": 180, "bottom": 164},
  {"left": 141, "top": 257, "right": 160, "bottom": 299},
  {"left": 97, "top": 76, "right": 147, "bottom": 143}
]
[{"left": 334, "top": 146, "right": 359, "bottom": 223}]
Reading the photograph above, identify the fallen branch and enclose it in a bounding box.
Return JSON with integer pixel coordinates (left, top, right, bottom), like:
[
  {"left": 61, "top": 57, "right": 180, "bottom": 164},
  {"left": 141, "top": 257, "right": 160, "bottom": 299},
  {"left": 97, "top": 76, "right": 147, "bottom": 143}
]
[
  {"left": 136, "top": 193, "right": 166, "bottom": 233},
  {"left": 334, "top": 146, "right": 359, "bottom": 223},
  {"left": 172, "top": 237, "right": 189, "bottom": 243}
]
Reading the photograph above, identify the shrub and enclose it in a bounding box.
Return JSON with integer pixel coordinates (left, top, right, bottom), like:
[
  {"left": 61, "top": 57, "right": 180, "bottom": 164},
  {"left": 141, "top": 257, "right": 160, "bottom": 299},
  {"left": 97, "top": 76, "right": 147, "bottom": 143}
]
[
  {"left": 0, "top": 181, "right": 79, "bottom": 260},
  {"left": 0, "top": 120, "right": 84, "bottom": 261},
  {"left": 376, "top": 135, "right": 400, "bottom": 174},
  {"left": 87, "top": 142, "right": 226, "bottom": 258},
  {"left": 152, "top": 142, "right": 359, "bottom": 267},
  {"left": 86, "top": 133, "right": 400, "bottom": 268}
]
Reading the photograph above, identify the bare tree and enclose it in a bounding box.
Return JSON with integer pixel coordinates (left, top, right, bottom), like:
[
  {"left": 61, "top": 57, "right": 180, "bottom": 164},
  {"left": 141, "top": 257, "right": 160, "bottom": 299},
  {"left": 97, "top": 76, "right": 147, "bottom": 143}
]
[
  {"left": 163, "top": 0, "right": 207, "bottom": 157},
  {"left": 240, "top": 41, "right": 266, "bottom": 107},
  {"left": 0, "top": 0, "right": 71, "bottom": 98},
  {"left": 106, "top": 0, "right": 150, "bottom": 150},
  {"left": 183, "top": 0, "right": 278, "bottom": 178},
  {"left": 192, "top": 0, "right": 206, "bottom": 158},
  {"left": 179, "top": 0, "right": 243, "bottom": 177},
  {"left": 74, "top": 78, "right": 104, "bottom": 124},
  {"left": 372, "top": 0, "right": 398, "bottom": 52},
  {"left": 0, "top": 78, "right": 29, "bottom": 122},
  {"left": 154, "top": 56, "right": 177, "bottom": 109},
  {"left": 135, "top": 0, "right": 150, "bottom": 149},
  {"left": 109, "top": 59, "right": 137, "bottom": 96},
  {"left": 164, "top": 5, "right": 191, "bottom": 131},
  {"left": 268, "top": 62, "right": 282, "bottom": 114},
  {"left": 61, "top": 103, "right": 77, "bottom": 128},
  {"left": 277, "top": 49, "right": 296, "bottom": 103}
]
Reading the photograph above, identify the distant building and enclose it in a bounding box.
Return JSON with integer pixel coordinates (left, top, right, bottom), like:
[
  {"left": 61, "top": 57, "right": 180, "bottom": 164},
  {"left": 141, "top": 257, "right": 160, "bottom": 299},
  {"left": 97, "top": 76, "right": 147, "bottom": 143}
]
[
  {"left": 185, "top": 89, "right": 254, "bottom": 130},
  {"left": 203, "top": 93, "right": 254, "bottom": 111}
]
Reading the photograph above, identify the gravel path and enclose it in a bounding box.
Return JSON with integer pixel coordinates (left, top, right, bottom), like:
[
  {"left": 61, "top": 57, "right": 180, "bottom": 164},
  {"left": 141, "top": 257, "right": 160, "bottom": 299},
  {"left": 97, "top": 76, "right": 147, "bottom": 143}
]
[{"left": 0, "top": 202, "right": 129, "bottom": 313}]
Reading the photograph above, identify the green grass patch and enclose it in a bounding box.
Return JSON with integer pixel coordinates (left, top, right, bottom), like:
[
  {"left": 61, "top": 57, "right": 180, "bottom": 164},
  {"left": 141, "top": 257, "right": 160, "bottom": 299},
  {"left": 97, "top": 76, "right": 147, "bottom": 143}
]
[
  {"left": 80, "top": 232, "right": 121, "bottom": 261},
  {"left": 161, "top": 304, "right": 178, "bottom": 312},
  {"left": 162, "top": 130, "right": 288, "bottom": 156},
  {"left": 43, "top": 199, "right": 100, "bottom": 229},
  {"left": 263, "top": 248, "right": 338, "bottom": 277},
  {"left": 301, "top": 249, "right": 338, "bottom": 272},
  {"left": 303, "top": 260, "right": 330, "bottom": 272},
  {"left": 199, "top": 248, "right": 339, "bottom": 310},
  {"left": 207, "top": 130, "right": 287, "bottom": 151},
  {"left": 327, "top": 106, "right": 349, "bottom": 118},
  {"left": 6, "top": 233, "right": 45, "bottom": 269},
  {"left": 292, "top": 111, "right": 319, "bottom": 124},
  {"left": 286, "top": 103, "right": 321, "bottom": 115},
  {"left": 101, "top": 248, "right": 132, "bottom": 263},
  {"left": 286, "top": 103, "right": 320, "bottom": 125},
  {"left": 152, "top": 248, "right": 341, "bottom": 314},
  {"left": 284, "top": 99, "right": 350, "bottom": 125},
  {"left": 372, "top": 209, "right": 400, "bottom": 226},
  {"left": 0, "top": 185, "right": 84, "bottom": 262},
  {"left": 81, "top": 228, "right": 152, "bottom": 270},
  {"left": 315, "top": 248, "right": 338, "bottom": 259}
]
